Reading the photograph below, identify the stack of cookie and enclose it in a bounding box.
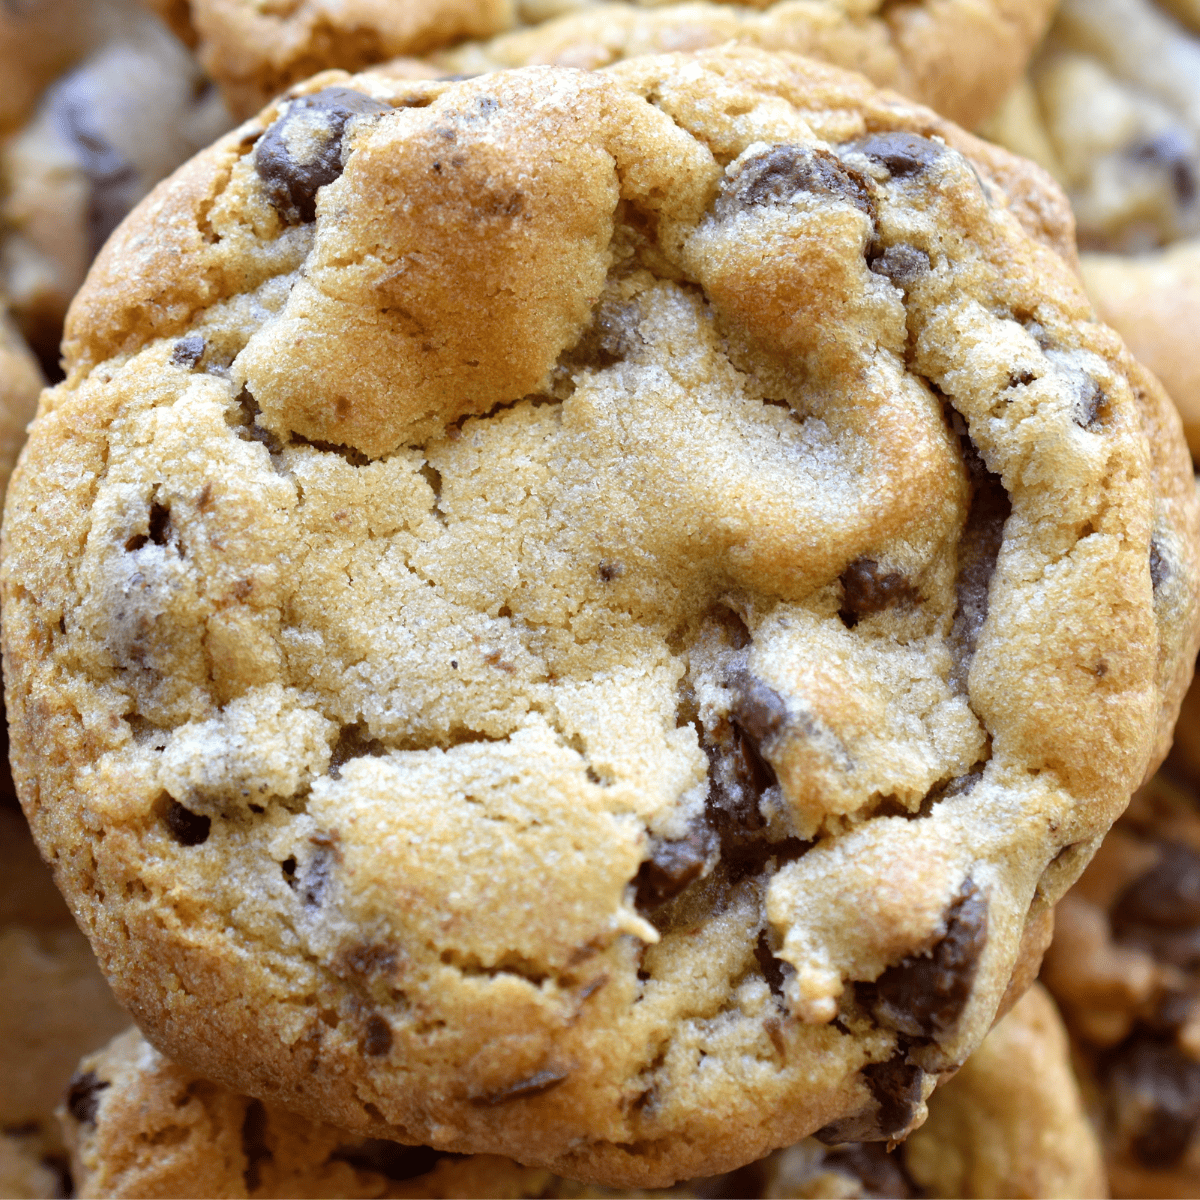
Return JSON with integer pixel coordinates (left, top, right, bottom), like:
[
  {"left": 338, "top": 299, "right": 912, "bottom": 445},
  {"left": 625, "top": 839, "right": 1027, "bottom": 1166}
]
[{"left": 2, "top": 2, "right": 1200, "bottom": 1198}]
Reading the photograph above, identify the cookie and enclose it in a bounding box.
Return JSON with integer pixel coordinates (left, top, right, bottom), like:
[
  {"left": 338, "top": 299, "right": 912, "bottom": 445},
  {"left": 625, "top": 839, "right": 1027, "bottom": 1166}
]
[
  {"left": 1040, "top": 763, "right": 1200, "bottom": 1198},
  {"left": 0, "top": 806, "right": 131, "bottom": 1200},
  {"left": 162, "top": 0, "right": 1054, "bottom": 128},
  {"left": 980, "top": 0, "right": 1200, "bottom": 254},
  {"left": 6, "top": 46, "right": 1197, "bottom": 1186},
  {"left": 1078, "top": 241, "right": 1200, "bottom": 461},
  {"left": 0, "top": 3, "right": 233, "bottom": 372},
  {"left": 62, "top": 985, "right": 1102, "bottom": 1199}
]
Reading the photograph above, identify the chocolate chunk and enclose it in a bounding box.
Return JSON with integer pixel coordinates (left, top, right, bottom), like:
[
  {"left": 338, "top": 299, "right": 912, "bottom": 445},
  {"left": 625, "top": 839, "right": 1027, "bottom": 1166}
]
[
  {"left": 598, "top": 560, "right": 624, "bottom": 582},
  {"left": 864, "top": 879, "right": 988, "bottom": 1039},
  {"left": 1106, "top": 1033, "right": 1200, "bottom": 1169},
  {"left": 948, "top": 434, "right": 1010, "bottom": 693},
  {"left": 241, "top": 1099, "right": 273, "bottom": 1192},
  {"left": 815, "top": 1052, "right": 926, "bottom": 1143},
  {"left": 1130, "top": 129, "right": 1198, "bottom": 207},
  {"left": 65, "top": 1071, "right": 110, "bottom": 1126},
  {"left": 1073, "top": 375, "right": 1104, "bottom": 428},
  {"left": 823, "top": 1143, "right": 918, "bottom": 1199},
  {"left": 754, "top": 930, "right": 788, "bottom": 1000},
  {"left": 171, "top": 334, "right": 205, "bottom": 369},
  {"left": 255, "top": 86, "right": 391, "bottom": 223},
  {"left": 232, "top": 388, "right": 282, "bottom": 454},
  {"left": 717, "top": 144, "right": 875, "bottom": 220},
  {"left": 838, "top": 557, "right": 919, "bottom": 627},
  {"left": 634, "top": 830, "right": 712, "bottom": 910},
  {"left": 162, "top": 797, "right": 210, "bottom": 847},
  {"left": 868, "top": 243, "right": 929, "bottom": 286},
  {"left": 471, "top": 1066, "right": 570, "bottom": 1106},
  {"left": 1150, "top": 540, "right": 1169, "bottom": 591},
  {"left": 329, "top": 722, "right": 385, "bottom": 779},
  {"left": 844, "top": 131, "right": 946, "bottom": 179},
  {"left": 363, "top": 1014, "right": 393, "bottom": 1056},
  {"left": 331, "top": 1141, "right": 453, "bottom": 1182},
  {"left": 1113, "top": 842, "right": 1200, "bottom": 969},
  {"left": 730, "top": 672, "right": 788, "bottom": 748}
]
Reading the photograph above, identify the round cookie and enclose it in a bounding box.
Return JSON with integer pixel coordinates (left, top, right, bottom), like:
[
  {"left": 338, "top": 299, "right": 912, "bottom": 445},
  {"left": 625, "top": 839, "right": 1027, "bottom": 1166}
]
[
  {"left": 5, "top": 47, "right": 1198, "bottom": 1186},
  {"left": 162, "top": 0, "right": 1054, "bottom": 128},
  {"left": 1040, "top": 763, "right": 1200, "bottom": 1198},
  {"left": 1078, "top": 242, "right": 1200, "bottom": 461},
  {"left": 0, "top": 4, "right": 233, "bottom": 373},
  {"left": 63, "top": 986, "right": 1102, "bottom": 1199}
]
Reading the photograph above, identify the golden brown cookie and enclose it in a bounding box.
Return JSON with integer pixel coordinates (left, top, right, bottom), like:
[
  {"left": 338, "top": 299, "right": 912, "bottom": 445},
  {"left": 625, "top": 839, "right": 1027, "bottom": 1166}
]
[
  {"left": 166, "top": 0, "right": 1054, "bottom": 127},
  {"left": 0, "top": 3, "right": 233, "bottom": 372},
  {"left": 6, "top": 47, "right": 1197, "bottom": 1186},
  {"left": 1040, "top": 761, "right": 1200, "bottom": 1198}
]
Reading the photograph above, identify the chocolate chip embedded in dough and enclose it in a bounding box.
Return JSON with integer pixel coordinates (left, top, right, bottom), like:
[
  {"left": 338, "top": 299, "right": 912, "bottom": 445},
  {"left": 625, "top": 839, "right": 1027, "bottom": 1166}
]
[
  {"left": 634, "top": 830, "right": 713, "bottom": 910},
  {"left": 254, "top": 86, "right": 391, "bottom": 224},
  {"left": 65, "top": 1071, "right": 110, "bottom": 1125},
  {"left": 814, "top": 1051, "right": 926, "bottom": 1143},
  {"left": 838, "top": 557, "right": 920, "bottom": 627},
  {"left": 1128, "top": 129, "right": 1199, "bottom": 207},
  {"left": 729, "top": 671, "right": 788, "bottom": 749},
  {"left": 1112, "top": 841, "right": 1200, "bottom": 968},
  {"left": 822, "top": 1142, "right": 918, "bottom": 1198},
  {"left": 717, "top": 144, "right": 875, "bottom": 220},
  {"left": 1106, "top": 1033, "right": 1200, "bottom": 1169},
  {"left": 470, "top": 1066, "right": 571, "bottom": 1106},
  {"left": 1151, "top": 540, "right": 1169, "bottom": 591},
  {"left": 864, "top": 879, "right": 989, "bottom": 1039},
  {"left": 1073, "top": 375, "right": 1104, "bottom": 428},
  {"left": 170, "top": 334, "right": 205, "bottom": 369},
  {"left": 160, "top": 796, "right": 210, "bottom": 847},
  {"left": 844, "top": 131, "right": 946, "bottom": 179},
  {"left": 363, "top": 1013, "right": 393, "bottom": 1056},
  {"left": 867, "top": 243, "right": 930, "bottom": 286},
  {"left": 240, "top": 1099, "right": 273, "bottom": 1192}
]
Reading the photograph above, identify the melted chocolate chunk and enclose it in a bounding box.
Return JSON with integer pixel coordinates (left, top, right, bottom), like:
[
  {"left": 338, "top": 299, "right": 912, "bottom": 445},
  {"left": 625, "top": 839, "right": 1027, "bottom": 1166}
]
[
  {"left": 1106, "top": 1033, "right": 1200, "bottom": 1169},
  {"left": 844, "top": 131, "right": 945, "bottom": 179},
  {"left": 948, "top": 433, "right": 1010, "bottom": 693},
  {"left": 868, "top": 243, "right": 930, "bottom": 286},
  {"left": 718, "top": 144, "right": 875, "bottom": 220},
  {"left": 329, "top": 722, "right": 385, "bottom": 779},
  {"left": 1113, "top": 841, "right": 1200, "bottom": 969},
  {"left": 170, "top": 334, "right": 205, "bottom": 369},
  {"left": 241, "top": 1099, "right": 273, "bottom": 1192},
  {"left": 823, "top": 1143, "right": 917, "bottom": 1199},
  {"left": 161, "top": 797, "right": 210, "bottom": 847},
  {"left": 363, "top": 1013, "right": 393, "bottom": 1056},
  {"left": 471, "top": 1067, "right": 571, "bottom": 1106},
  {"left": 1150, "top": 540, "right": 1169, "bottom": 591},
  {"left": 1129, "top": 129, "right": 1198, "bottom": 207},
  {"left": 864, "top": 879, "right": 988, "bottom": 1039},
  {"left": 634, "top": 830, "right": 713, "bottom": 910},
  {"left": 331, "top": 1141, "right": 452, "bottom": 1181},
  {"left": 1073, "top": 375, "right": 1104, "bottom": 428},
  {"left": 730, "top": 672, "right": 788, "bottom": 748},
  {"left": 815, "top": 1052, "right": 926, "bottom": 1143},
  {"left": 838, "top": 557, "right": 919, "bottom": 627},
  {"left": 754, "top": 930, "right": 788, "bottom": 1000},
  {"left": 65, "top": 1071, "right": 110, "bottom": 1125},
  {"left": 255, "top": 86, "right": 391, "bottom": 223}
]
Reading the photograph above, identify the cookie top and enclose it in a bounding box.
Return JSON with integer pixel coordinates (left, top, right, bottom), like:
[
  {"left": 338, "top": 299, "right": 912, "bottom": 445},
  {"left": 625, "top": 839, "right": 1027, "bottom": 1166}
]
[
  {"left": 0, "top": 5, "right": 233, "bottom": 371},
  {"left": 63, "top": 988, "right": 1101, "bottom": 1200},
  {"left": 6, "top": 47, "right": 1197, "bottom": 1185},
  {"left": 1040, "top": 763, "right": 1200, "bottom": 1198},
  {"left": 162, "top": 0, "right": 1054, "bottom": 128},
  {"left": 982, "top": 0, "right": 1200, "bottom": 254}
]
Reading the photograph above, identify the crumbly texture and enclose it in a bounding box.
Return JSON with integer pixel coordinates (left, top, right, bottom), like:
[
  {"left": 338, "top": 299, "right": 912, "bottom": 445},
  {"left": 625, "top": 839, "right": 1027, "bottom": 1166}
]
[
  {"left": 1040, "top": 760, "right": 1200, "bottom": 1198},
  {"left": 1079, "top": 240, "right": 1200, "bottom": 461},
  {"left": 0, "top": 4, "right": 233, "bottom": 372},
  {"left": 0, "top": 307, "right": 42, "bottom": 512},
  {"left": 980, "top": 0, "right": 1200, "bottom": 253},
  {"left": 63, "top": 988, "right": 1101, "bottom": 1200},
  {"left": 0, "top": 805, "right": 131, "bottom": 1199},
  {"left": 6, "top": 47, "right": 1198, "bottom": 1186},
  {"left": 166, "top": 0, "right": 1054, "bottom": 128}
]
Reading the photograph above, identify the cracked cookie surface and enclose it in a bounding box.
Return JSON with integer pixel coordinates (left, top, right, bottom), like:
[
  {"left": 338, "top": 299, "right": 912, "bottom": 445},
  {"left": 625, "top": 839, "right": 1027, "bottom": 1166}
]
[{"left": 4, "top": 47, "right": 1198, "bottom": 1186}]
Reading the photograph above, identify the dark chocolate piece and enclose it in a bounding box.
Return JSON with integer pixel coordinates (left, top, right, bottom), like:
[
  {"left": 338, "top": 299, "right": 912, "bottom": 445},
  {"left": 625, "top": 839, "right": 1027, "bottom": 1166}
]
[
  {"left": 844, "top": 131, "right": 946, "bottom": 179},
  {"left": 1106, "top": 1033, "right": 1200, "bottom": 1169},
  {"left": 634, "top": 831, "right": 712, "bottom": 909},
  {"left": 170, "top": 334, "right": 206, "bottom": 369},
  {"left": 331, "top": 1141, "right": 452, "bottom": 1182},
  {"left": 363, "top": 1014, "right": 393, "bottom": 1056},
  {"left": 1112, "top": 841, "right": 1200, "bottom": 969},
  {"left": 868, "top": 244, "right": 930, "bottom": 286},
  {"left": 329, "top": 722, "right": 386, "bottom": 779},
  {"left": 162, "top": 797, "right": 210, "bottom": 847},
  {"left": 865, "top": 879, "right": 988, "bottom": 1039},
  {"left": 839, "top": 557, "right": 919, "bottom": 627},
  {"left": 254, "top": 86, "right": 391, "bottom": 223},
  {"left": 717, "top": 144, "right": 875, "bottom": 220},
  {"left": 65, "top": 1071, "right": 110, "bottom": 1126},
  {"left": 241, "top": 1099, "right": 273, "bottom": 1192}
]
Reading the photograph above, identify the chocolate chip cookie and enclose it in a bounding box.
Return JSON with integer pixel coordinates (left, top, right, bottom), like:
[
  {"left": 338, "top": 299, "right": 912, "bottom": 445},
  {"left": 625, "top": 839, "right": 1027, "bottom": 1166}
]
[
  {"left": 1041, "top": 760, "right": 1200, "bottom": 1198},
  {"left": 6, "top": 47, "right": 1197, "bottom": 1186},
  {"left": 0, "top": 3, "right": 233, "bottom": 373},
  {"left": 163, "top": 0, "right": 1053, "bottom": 128},
  {"left": 63, "top": 985, "right": 1103, "bottom": 1199}
]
